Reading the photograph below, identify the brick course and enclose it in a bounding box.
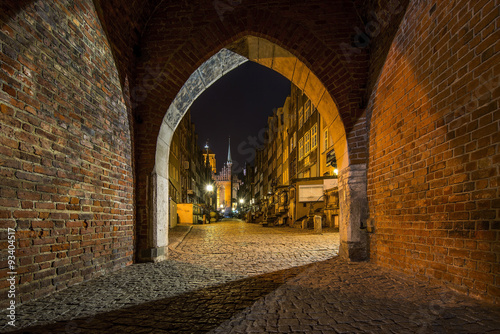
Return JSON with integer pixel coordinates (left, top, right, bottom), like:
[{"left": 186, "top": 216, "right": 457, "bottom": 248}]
[
  {"left": 367, "top": 0, "right": 499, "bottom": 303},
  {"left": 0, "top": 0, "right": 133, "bottom": 307}
]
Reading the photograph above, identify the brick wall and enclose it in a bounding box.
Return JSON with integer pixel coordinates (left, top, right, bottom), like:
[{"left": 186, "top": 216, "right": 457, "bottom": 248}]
[
  {"left": 0, "top": 0, "right": 134, "bottom": 307},
  {"left": 368, "top": 0, "right": 499, "bottom": 303},
  {"left": 3, "top": 0, "right": 496, "bottom": 307}
]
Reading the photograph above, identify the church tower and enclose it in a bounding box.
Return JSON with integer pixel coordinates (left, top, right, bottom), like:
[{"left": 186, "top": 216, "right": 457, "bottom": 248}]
[
  {"left": 227, "top": 136, "right": 232, "bottom": 167},
  {"left": 203, "top": 140, "right": 216, "bottom": 174},
  {"left": 223, "top": 136, "right": 232, "bottom": 208},
  {"left": 214, "top": 136, "right": 234, "bottom": 211}
]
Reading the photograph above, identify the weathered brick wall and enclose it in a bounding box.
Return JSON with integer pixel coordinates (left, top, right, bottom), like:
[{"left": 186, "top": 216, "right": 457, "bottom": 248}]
[
  {"left": 0, "top": 0, "right": 134, "bottom": 307},
  {"left": 368, "top": 0, "right": 499, "bottom": 303}
]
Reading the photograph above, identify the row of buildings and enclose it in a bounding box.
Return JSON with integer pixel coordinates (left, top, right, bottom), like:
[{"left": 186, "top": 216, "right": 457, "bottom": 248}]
[
  {"left": 239, "top": 84, "right": 340, "bottom": 228},
  {"left": 168, "top": 111, "right": 213, "bottom": 226},
  {"left": 168, "top": 83, "right": 340, "bottom": 228},
  {"left": 168, "top": 111, "right": 241, "bottom": 226}
]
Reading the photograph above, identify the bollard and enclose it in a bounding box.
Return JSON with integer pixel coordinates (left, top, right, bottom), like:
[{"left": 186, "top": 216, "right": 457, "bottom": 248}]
[{"left": 314, "top": 215, "right": 322, "bottom": 234}]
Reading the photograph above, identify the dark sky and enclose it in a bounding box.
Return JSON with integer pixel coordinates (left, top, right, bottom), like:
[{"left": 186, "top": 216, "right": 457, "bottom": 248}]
[{"left": 190, "top": 61, "right": 291, "bottom": 173}]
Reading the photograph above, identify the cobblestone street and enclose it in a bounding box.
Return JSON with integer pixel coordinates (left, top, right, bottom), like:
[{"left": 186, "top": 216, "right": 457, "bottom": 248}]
[{"left": 2, "top": 220, "right": 500, "bottom": 333}]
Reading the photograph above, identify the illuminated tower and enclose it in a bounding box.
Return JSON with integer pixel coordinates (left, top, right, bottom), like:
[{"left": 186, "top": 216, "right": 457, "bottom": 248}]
[
  {"left": 223, "top": 137, "right": 232, "bottom": 207},
  {"left": 203, "top": 141, "right": 217, "bottom": 174},
  {"left": 214, "top": 137, "right": 233, "bottom": 210},
  {"left": 227, "top": 136, "right": 232, "bottom": 166}
]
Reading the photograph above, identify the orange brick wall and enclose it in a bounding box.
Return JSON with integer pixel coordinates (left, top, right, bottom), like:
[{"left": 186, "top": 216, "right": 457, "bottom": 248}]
[{"left": 368, "top": 0, "right": 499, "bottom": 303}]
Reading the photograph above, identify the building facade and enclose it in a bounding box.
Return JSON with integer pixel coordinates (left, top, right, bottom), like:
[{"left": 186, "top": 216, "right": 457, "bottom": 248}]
[
  {"left": 211, "top": 138, "right": 242, "bottom": 214},
  {"left": 168, "top": 110, "right": 212, "bottom": 226},
  {"left": 249, "top": 84, "right": 339, "bottom": 227}
]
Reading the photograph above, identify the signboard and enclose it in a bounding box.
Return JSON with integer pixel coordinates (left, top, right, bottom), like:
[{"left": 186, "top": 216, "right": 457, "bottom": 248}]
[
  {"left": 326, "top": 149, "right": 337, "bottom": 167},
  {"left": 323, "top": 179, "right": 338, "bottom": 190},
  {"left": 298, "top": 184, "right": 323, "bottom": 202}
]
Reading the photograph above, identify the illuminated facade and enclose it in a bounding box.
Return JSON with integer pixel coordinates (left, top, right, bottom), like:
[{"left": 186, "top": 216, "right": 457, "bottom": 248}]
[
  {"left": 250, "top": 83, "right": 339, "bottom": 226},
  {"left": 213, "top": 138, "right": 233, "bottom": 210}
]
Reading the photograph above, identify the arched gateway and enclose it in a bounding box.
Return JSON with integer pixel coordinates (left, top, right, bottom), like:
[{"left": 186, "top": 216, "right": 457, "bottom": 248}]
[{"left": 144, "top": 36, "right": 368, "bottom": 263}]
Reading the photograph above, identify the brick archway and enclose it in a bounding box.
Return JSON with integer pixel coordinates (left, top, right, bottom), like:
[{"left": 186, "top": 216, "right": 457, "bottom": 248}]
[{"left": 146, "top": 36, "right": 367, "bottom": 263}]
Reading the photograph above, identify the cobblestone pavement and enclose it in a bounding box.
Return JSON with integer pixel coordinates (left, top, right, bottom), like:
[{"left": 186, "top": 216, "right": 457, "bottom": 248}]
[
  {"left": 1, "top": 220, "right": 338, "bottom": 333},
  {"left": 169, "top": 219, "right": 340, "bottom": 276},
  {"left": 2, "top": 220, "right": 500, "bottom": 333}
]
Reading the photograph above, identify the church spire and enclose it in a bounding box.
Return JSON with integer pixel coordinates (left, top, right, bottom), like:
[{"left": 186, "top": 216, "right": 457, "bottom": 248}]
[{"left": 227, "top": 136, "right": 232, "bottom": 165}]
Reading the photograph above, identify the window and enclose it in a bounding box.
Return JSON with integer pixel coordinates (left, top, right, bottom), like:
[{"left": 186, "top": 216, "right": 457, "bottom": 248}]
[
  {"left": 299, "top": 137, "right": 304, "bottom": 160},
  {"left": 311, "top": 124, "right": 318, "bottom": 149},
  {"left": 290, "top": 136, "right": 294, "bottom": 152},
  {"left": 324, "top": 129, "right": 329, "bottom": 150},
  {"left": 171, "top": 166, "right": 178, "bottom": 182},
  {"left": 305, "top": 100, "right": 311, "bottom": 120},
  {"left": 299, "top": 107, "right": 304, "bottom": 128},
  {"left": 172, "top": 142, "right": 178, "bottom": 157},
  {"left": 305, "top": 131, "right": 311, "bottom": 155}
]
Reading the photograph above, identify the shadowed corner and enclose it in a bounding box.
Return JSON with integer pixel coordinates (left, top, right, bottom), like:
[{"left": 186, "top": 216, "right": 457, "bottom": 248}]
[{"left": 5, "top": 263, "right": 315, "bottom": 334}]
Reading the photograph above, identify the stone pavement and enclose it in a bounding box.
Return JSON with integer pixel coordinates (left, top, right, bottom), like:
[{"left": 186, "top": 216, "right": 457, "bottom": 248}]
[
  {"left": 2, "top": 220, "right": 500, "bottom": 333},
  {"left": 169, "top": 219, "right": 340, "bottom": 276}
]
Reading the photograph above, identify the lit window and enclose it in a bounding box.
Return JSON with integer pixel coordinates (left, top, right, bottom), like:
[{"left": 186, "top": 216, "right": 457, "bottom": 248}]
[
  {"left": 311, "top": 124, "right": 317, "bottom": 149},
  {"left": 299, "top": 137, "right": 304, "bottom": 160},
  {"left": 305, "top": 131, "right": 310, "bottom": 154},
  {"left": 305, "top": 100, "right": 311, "bottom": 120},
  {"left": 324, "top": 129, "right": 328, "bottom": 150}
]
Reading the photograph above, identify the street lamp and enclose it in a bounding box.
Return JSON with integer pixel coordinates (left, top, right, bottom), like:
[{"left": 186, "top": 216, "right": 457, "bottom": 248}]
[
  {"left": 205, "top": 184, "right": 214, "bottom": 211},
  {"left": 239, "top": 198, "right": 244, "bottom": 204}
]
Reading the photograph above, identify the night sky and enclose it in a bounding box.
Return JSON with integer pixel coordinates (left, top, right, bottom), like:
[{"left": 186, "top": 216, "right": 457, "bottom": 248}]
[{"left": 190, "top": 61, "right": 291, "bottom": 174}]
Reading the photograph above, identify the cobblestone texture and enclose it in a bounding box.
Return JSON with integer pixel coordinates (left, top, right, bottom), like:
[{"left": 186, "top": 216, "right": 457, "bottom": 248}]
[
  {"left": 2, "top": 220, "right": 500, "bottom": 333},
  {"left": 170, "top": 219, "right": 340, "bottom": 276}
]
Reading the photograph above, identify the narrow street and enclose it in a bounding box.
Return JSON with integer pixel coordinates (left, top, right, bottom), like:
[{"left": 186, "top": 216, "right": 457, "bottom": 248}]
[{"left": 3, "top": 220, "right": 500, "bottom": 333}]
